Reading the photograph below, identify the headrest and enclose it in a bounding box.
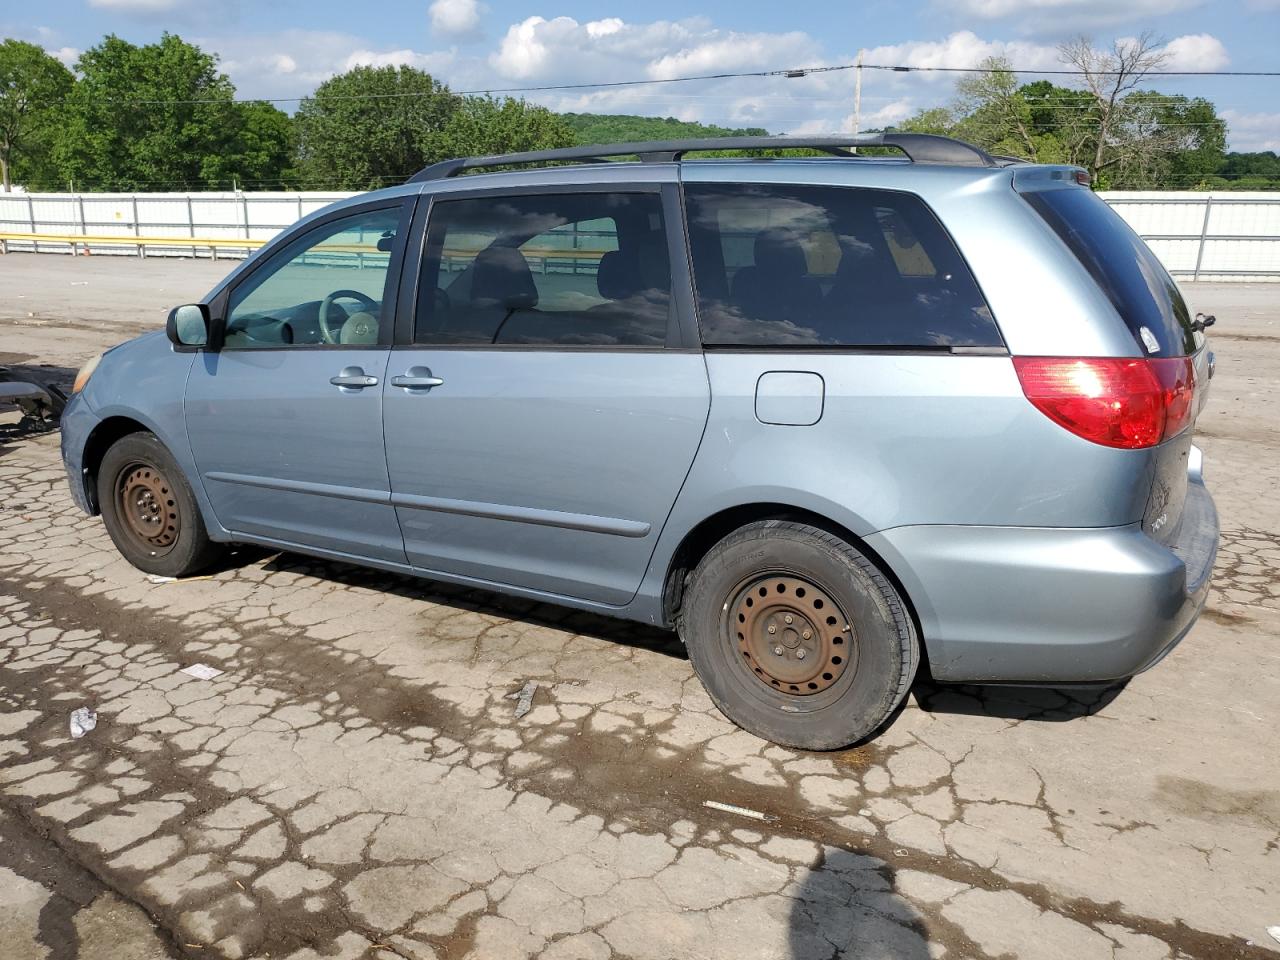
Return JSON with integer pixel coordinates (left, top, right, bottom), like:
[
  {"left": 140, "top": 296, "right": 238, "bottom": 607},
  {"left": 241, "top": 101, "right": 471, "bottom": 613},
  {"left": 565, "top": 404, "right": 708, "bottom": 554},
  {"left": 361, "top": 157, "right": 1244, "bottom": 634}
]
[
  {"left": 597, "top": 250, "right": 640, "bottom": 300},
  {"left": 753, "top": 228, "right": 809, "bottom": 279},
  {"left": 472, "top": 246, "right": 538, "bottom": 310}
]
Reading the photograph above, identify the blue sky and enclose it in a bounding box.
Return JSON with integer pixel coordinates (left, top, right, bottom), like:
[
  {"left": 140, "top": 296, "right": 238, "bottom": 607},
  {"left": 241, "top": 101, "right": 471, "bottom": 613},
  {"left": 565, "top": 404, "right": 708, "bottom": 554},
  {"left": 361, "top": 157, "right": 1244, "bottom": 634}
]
[{"left": 7, "top": 0, "right": 1278, "bottom": 150}]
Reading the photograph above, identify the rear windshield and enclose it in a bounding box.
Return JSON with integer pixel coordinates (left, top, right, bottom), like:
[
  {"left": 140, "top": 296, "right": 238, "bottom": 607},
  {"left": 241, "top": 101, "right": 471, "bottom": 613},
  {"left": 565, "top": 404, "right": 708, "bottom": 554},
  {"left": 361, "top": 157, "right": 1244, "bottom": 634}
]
[
  {"left": 1023, "top": 187, "right": 1196, "bottom": 356},
  {"left": 684, "top": 183, "right": 1001, "bottom": 349}
]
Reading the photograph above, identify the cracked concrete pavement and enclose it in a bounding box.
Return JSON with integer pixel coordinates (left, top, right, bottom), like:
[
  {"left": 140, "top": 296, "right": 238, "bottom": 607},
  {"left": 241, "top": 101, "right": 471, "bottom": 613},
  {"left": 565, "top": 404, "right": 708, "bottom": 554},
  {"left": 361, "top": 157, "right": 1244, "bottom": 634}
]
[{"left": 1, "top": 256, "right": 1278, "bottom": 959}]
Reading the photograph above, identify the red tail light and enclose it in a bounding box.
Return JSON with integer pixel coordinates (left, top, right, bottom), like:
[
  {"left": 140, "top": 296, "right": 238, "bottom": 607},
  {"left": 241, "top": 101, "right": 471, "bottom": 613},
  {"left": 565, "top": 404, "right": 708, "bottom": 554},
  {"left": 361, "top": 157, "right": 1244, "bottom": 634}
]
[{"left": 1013, "top": 356, "right": 1196, "bottom": 449}]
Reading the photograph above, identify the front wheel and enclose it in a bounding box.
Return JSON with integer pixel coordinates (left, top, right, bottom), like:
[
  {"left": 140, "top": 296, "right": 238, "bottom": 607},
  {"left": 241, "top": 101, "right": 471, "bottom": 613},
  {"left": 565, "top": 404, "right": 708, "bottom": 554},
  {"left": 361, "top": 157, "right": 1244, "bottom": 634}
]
[
  {"left": 679, "top": 520, "right": 919, "bottom": 750},
  {"left": 97, "top": 431, "right": 225, "bottom": 578}
]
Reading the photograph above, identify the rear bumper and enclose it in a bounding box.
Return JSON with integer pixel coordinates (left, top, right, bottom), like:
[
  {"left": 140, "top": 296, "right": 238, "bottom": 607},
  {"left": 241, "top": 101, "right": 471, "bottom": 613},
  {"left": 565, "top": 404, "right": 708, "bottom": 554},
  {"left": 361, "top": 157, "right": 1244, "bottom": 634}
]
[{"left": 866, "top": 471, "right": 1218, "bottom": 684}]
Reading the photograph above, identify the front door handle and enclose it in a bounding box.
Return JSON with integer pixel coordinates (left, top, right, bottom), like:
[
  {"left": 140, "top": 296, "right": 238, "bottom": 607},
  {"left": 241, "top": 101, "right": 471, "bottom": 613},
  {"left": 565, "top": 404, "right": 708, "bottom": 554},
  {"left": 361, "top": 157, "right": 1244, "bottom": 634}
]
[
  {"left": 390, "top": 365, "right": 444, "bottom": 390},
  {"left": 330, "top": 366, "right": 378, "bottom": 390}
]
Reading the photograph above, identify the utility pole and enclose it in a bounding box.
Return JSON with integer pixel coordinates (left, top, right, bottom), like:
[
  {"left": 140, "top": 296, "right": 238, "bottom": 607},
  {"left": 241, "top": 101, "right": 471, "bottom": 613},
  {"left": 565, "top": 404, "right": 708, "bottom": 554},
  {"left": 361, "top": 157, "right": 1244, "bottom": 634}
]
[{"left": 851, "top": 49, "right": 865, "bottom": 151}]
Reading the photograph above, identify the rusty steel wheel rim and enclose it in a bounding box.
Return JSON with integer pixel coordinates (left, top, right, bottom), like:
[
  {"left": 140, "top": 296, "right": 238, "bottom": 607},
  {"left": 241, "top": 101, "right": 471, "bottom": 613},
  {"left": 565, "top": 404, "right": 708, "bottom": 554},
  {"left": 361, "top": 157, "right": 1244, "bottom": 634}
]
[
  {"left": 116, "top": 462, "right": 179, "bottom": 556},
  {"left": 730, "top": 574, "right": 856, "bottom": 696}
]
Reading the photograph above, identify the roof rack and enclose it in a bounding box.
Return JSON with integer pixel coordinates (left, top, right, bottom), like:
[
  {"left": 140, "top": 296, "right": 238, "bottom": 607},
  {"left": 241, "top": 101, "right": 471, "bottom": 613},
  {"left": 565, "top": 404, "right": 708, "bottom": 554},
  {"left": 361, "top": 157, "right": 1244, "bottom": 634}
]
[{"left": 407, "top": 133, "right": 999, "bottom": 183}]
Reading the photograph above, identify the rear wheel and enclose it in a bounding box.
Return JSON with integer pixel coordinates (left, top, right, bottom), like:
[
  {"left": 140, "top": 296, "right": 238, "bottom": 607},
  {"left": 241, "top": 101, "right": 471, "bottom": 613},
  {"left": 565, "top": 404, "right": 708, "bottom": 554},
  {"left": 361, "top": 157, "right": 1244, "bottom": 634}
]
[
  {"left": 97, "top": 432, "right": 224, "bottom": 577},
  {"left": 679, "top": 520, "right": 918, "bottom": 750}
]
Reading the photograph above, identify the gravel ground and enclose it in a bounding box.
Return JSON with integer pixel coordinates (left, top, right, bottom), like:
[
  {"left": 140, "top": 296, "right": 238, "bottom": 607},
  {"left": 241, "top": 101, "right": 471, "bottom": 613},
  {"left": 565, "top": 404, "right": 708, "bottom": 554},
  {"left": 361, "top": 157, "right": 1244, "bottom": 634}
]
[{"left": 1, "top": 253, "right": 1278, "bottom": 960}]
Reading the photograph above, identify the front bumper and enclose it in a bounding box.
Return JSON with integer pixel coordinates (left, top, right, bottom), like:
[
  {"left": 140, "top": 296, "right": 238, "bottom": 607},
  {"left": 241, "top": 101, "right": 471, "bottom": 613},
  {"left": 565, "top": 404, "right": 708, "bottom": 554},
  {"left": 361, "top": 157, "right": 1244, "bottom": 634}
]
[
  {"left": 866, "top": 471, "right": 1219, "bottom": 684},
  {"left": 59, "top": 392, "right": 97, "bottom": 515}
]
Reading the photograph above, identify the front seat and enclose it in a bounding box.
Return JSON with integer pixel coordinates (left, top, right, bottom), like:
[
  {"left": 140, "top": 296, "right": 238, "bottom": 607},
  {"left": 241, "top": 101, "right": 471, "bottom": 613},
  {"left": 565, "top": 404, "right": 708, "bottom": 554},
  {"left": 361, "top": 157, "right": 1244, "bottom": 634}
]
[
  {"left": 730, "top": 228, "right": 824, "bottom": 328},
  {"left": 447, "top": 245, "right": 539, "bottom": 342}
]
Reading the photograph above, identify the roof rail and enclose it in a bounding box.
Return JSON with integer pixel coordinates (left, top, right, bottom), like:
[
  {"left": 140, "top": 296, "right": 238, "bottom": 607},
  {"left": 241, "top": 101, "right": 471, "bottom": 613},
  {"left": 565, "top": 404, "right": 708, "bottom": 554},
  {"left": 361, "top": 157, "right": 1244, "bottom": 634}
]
[{"left": 407, "top": 133, "right": 998, "bottom": 183}]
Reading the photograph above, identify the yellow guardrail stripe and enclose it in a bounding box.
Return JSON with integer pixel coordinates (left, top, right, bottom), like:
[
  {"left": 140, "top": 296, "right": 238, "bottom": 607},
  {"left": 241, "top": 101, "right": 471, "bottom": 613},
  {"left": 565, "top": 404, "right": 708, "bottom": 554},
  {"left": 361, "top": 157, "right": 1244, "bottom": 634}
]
[
  {"left": 0, "top": 231, "right": 268, "bottom": 249},
  {"left": 0, "top": 232, "right": 613, "bottom": 261}
]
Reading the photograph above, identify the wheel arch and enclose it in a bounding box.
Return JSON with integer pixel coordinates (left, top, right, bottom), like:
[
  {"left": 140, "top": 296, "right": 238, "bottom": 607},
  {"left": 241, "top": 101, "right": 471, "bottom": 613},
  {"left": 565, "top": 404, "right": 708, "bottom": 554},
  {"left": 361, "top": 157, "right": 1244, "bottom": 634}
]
[
  {"left": 79, "top": 415, "right": 153, "bottom": 515},
  {"left": 660, "top": 502, "right": 929, "bottom": 675}
]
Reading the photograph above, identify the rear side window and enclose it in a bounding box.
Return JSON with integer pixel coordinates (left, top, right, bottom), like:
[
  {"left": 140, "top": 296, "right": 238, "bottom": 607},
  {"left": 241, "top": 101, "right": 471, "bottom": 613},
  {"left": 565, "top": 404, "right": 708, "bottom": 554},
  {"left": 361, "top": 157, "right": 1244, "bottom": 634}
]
[
  {"left": 416, "top": 192, "right": 670, "bottom": 347},
  {"left": 1023, "top": 187, "right": 1196, "bottom": 356},
  {"left": 683, "top": 183, "right": 1000, "bottom": 348}
]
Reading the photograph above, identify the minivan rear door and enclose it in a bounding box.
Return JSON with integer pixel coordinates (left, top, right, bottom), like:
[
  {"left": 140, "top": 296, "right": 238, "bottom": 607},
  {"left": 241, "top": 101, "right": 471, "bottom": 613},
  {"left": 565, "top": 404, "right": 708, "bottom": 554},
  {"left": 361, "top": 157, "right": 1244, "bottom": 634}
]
[
  {"left": 1019, "top": 182, "right": 1209, "bottom": 545},
  {"left": 382, "top": 181, "right": 709, "bottom": 606}
]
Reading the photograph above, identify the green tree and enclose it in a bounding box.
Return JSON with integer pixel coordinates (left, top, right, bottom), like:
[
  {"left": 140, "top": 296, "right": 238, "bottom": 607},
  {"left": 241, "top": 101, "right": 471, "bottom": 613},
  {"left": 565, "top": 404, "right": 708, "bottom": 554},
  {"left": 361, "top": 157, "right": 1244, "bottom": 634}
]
[
  {"left": 53, "top": 33, "right": 286, "bottom": 190},
  {"left": 0, "top": 39, "right": 73, "bottom": 191},
  {"left": 295, "top": 66, "right": 575, "bottom": 189},
  {"left": 294, "top": 65, "right": 459, "bottom": 189},
  {"left": 440, "top": 95, "right": 575, "bottom": 160},
  {"left": 212, "top": 100, "right": 295, "bottom": 189}
]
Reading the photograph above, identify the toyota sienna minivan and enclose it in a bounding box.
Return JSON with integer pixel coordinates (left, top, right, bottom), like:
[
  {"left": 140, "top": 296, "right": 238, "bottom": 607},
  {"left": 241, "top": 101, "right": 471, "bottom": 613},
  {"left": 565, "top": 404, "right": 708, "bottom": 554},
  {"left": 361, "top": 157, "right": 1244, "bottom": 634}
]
[{"left": 60, "top": 134, "right": 1219, "bottom": 749}]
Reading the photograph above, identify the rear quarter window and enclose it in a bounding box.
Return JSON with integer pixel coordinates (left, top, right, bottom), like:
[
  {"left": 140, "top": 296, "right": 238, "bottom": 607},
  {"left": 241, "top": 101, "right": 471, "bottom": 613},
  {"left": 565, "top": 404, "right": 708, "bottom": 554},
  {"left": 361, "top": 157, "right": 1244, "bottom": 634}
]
[
  {"left": 1022, "top": 187, "right": 1197, "bottom": 357},
  {"left": 683, "top": 183, "right": 1001, "bottom": 349}
]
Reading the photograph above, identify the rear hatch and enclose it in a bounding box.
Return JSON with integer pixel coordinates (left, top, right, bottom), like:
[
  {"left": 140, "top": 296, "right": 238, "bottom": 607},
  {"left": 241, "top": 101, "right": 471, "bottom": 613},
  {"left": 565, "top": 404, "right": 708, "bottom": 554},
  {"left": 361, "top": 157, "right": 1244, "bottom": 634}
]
[{"left": 1017, "top": 180, "right": 1210, "bottom": 547}]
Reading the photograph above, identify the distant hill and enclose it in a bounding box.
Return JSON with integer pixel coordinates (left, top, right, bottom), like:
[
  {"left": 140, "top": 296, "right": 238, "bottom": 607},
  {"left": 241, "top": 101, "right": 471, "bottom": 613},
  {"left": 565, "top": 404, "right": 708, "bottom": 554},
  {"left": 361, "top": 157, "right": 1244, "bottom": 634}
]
[{"left": 563, "top": 113, "right": 770, "bottom": 145}]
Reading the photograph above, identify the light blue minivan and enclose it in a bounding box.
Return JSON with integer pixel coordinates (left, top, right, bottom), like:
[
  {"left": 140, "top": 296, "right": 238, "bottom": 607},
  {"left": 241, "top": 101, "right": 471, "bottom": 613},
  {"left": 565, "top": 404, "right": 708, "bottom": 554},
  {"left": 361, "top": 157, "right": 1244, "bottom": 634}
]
[{"left": 61, "top": 135, "right": 1218, "bottom": 748}]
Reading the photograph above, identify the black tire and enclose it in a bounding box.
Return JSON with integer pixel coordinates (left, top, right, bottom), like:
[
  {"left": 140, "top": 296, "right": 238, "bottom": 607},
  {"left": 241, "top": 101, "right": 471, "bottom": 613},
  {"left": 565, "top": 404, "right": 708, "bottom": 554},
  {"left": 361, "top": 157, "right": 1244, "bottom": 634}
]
[
  {"left": 679, "top": 520, "right": 919, "bottom": 750},
  {"left": 97, "top": 431, "right": 225, "bottom": 578}
]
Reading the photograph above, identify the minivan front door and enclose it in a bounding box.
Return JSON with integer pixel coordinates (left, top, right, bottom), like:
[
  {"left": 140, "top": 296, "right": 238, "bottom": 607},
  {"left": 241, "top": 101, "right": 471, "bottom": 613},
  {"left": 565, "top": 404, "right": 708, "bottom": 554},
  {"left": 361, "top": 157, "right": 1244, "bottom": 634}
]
[
  {"left": 186, "top": 201, "right": 412, "bottom": 564},
  {"left": 383, "top": 186, "right": 709, "bottom": 605}
]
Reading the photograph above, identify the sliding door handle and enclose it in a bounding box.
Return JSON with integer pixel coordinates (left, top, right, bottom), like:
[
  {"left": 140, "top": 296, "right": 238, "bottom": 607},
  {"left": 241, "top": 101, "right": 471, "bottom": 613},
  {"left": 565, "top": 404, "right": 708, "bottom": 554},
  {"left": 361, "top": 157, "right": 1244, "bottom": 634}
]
[{"left": 390, "top": 366, "right": 444, "bottom": 390}]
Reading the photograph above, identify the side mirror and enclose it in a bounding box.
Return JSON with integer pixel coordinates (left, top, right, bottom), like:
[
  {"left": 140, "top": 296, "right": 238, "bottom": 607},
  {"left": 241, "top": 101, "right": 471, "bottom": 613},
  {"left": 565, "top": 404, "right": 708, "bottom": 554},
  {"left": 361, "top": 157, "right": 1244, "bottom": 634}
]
[
  {"left": 377, "top": 231, "right": 396, "bottom": 253},
  {"left": 166, "top": 304, "right": 210, "bottom": 348}
]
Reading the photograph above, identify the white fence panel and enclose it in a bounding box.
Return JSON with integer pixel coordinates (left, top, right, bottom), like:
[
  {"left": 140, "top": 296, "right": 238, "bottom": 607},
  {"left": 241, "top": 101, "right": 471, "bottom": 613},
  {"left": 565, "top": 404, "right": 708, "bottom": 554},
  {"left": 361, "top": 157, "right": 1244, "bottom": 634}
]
[
  {"left": 1099, "top": 191, "right": 1280, "bottom": 281},
  {"left": 1, "top": 188, "right": 1277, "bottom": 280}
]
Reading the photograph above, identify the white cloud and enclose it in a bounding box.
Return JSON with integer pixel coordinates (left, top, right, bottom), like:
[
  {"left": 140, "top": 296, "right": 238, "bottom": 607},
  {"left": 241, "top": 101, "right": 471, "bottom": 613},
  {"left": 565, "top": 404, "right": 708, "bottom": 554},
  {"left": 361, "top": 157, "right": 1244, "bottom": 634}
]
[
  {"left": 429, "top": 0, "right": 483, "bottom": 39},
  {"left": 1159, "top": 34, "right": 1230, "bottom": 71},
  {"left": 1222, "top": 110, "right": 1280, "bottom": 152},
  {"left": 343, "top": 48, "right": 454, "bottom": 72},
  {"left": 647, "top": 30, "right": 816, "bottom": 79},
  {"left": 205, "top": 30, "right": 456, "bottom": 103},
  {"left": 862, "top": 30, "right": 1061, "bottom": 74},
  {"left": 50, "top": 46, "right": 81, "bottom": 67}
]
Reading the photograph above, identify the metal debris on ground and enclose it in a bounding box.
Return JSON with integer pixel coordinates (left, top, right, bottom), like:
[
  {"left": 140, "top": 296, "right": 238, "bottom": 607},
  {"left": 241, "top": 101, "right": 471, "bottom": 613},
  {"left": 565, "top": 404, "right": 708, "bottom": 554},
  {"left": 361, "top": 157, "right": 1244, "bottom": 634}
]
[
  {"left": 506, "top": 680, "right": 539, "bottom": 719},
  {"left": 180, "top": 663, "right": 225, "bottom": 681},
  {"left": 703, "top": 799, "right": 778, "bottom": 822},
  {"left": 69, "top": 707, "right": 97, "bottom": 739}
]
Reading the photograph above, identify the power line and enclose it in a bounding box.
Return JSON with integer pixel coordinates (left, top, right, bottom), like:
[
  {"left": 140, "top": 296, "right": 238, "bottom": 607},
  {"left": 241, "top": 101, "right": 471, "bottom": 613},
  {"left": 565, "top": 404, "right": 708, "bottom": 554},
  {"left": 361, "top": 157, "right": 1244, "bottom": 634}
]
[{"left": 31, "top": 59, "right": 1280, "bottom": 108}]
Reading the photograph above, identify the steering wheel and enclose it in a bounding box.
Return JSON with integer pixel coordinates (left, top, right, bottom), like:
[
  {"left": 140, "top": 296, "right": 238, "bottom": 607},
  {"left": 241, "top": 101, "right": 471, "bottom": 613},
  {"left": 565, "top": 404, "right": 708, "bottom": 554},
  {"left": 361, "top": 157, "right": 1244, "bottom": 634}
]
[{"left": 319, "top": 290, "right": 378, "bottom": 344}]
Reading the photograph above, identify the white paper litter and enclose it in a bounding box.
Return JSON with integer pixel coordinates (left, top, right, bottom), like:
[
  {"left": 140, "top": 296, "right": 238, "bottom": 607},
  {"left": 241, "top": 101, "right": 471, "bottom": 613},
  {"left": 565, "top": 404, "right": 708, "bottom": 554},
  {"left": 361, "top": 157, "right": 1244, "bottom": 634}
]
[
  {"left": 703, "top": 799, "right": 778, "bottom": 822},
  {"left": 180, "top": 663, "right": 224, "bottom": 681},
  {"left": 69, "top": 707, "right": 97, "bottom": 739},
  {"left": 1267, "top": 926, "right": 1280, "bottom": 946},
  {"left": 506, "top": 680, "right": 539, "bottom": 719},
  {"left": 146, "top": 574, "right": 177, "bottom": 584}
]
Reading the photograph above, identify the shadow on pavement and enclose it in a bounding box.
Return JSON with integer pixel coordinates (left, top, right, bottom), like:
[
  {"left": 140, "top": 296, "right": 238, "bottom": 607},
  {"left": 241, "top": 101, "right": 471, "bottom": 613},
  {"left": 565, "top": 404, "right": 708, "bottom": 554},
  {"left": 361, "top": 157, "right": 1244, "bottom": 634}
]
[
  {"left": 256, "top": 549, "right": 689, "bottom": 661},
  {"left": 910, "top": 677, "right": 1129, "bottom": 722},
  {"left": 788, "top": 847, "right": 933, "bottom": 959}
]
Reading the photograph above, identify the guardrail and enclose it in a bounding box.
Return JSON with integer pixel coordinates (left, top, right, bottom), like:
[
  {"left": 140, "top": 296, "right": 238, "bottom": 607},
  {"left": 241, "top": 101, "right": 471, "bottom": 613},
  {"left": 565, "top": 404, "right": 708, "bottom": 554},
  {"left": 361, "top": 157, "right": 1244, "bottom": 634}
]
[
  {"left": 0, "top": 231, "right": 267, "bottom": 259},
  {"left": 1098, "top": 192, "right": 1280, "bottom": 281},
  {"left": 2, "top": 189, "right": 1278, "bottom": 280}
]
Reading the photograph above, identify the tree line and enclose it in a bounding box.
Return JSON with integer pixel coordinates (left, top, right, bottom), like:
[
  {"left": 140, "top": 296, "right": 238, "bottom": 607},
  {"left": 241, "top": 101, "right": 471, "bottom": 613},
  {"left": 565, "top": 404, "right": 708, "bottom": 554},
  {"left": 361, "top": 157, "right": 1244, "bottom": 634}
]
[
  {"left": 899, "top": 34, "right": 1274, "bottom": 190},
  {"left": 1, "top": 32, "right": 1275, "bottom": 194}
]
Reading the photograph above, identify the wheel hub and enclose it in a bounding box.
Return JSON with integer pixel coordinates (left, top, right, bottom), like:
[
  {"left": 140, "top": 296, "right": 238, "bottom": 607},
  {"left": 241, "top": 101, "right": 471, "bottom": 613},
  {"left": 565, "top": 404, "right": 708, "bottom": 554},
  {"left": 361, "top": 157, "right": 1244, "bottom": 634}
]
[
  {"left": 118, "top": 465, "right": 179, "bottom": 552},
  {"left": 731, "top": 575, "right": 854, "bottom": 695}
]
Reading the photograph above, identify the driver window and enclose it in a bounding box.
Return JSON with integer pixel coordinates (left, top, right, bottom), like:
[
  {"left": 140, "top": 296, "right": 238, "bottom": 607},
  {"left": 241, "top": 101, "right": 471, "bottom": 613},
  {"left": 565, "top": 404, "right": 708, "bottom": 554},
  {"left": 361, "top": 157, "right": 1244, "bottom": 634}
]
[{"left": 224, "top": 207, "right": 402, "bottom": 350}]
